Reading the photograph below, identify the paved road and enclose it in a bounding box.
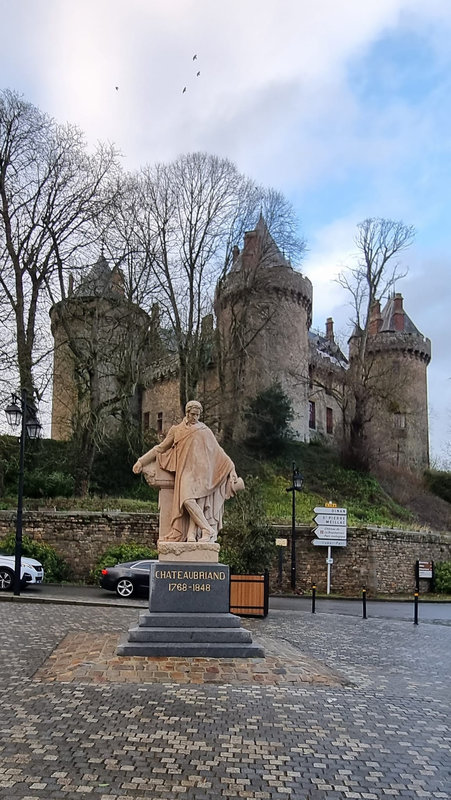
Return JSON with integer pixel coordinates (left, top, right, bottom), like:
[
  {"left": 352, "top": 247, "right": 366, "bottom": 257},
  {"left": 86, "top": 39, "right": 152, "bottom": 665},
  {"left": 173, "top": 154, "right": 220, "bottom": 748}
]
[
  {"left": 269, "top": 596, "right": 451, "bottom": 624},
  {"left": 7, "top": 583, "right": 451, "bottom": 624},
  {"left": 0, "top": 587, "right": 450, "bottom": 799}
]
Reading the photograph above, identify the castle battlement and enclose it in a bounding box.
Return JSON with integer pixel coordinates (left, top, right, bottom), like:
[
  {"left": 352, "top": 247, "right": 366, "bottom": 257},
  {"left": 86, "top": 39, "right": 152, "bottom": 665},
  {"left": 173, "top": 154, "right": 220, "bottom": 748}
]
[{"left": 366, "top": 331, "right": 431, "bottom": 363}]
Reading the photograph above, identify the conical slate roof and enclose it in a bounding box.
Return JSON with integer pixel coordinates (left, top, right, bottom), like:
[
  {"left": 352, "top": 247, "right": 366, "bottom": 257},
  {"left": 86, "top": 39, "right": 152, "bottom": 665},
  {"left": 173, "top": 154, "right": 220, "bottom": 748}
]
[
  {"left": 230, "top": 214, "right": 292, "bottom": 272},
  {"left": 379, "top": 295, "right": 422, "bottom": 335},
  {"left": 74, "top": 254, "right": 125, "bottom": 298}
]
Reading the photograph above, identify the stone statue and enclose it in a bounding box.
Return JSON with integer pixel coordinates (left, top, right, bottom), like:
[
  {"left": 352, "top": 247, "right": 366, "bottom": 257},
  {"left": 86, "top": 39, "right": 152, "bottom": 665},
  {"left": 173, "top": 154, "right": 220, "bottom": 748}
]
[{"left": 133, "top": 400, "right": 244, "bottom": 543}]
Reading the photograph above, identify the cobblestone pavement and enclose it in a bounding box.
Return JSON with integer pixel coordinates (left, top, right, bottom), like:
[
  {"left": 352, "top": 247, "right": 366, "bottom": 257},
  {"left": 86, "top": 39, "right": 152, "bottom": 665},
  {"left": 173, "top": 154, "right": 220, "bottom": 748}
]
[{"left": 1, "top": 603, "right": 449, "bottom": 800}]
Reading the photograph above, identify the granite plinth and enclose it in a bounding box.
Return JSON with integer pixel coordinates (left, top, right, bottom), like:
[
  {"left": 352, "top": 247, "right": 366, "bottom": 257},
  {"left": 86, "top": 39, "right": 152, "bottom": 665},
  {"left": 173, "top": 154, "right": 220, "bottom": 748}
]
[
  {"left": 117, "top": 563, "right": 265, "bottom": 659},
  {"left": 117, "top": 641, "right": 264, "bottom": 657},
  {"left": 149, "top": 561, "right": 229, "bottom": 613},
  {"left": 138, "top": 612, "right": 241, "bottom": 628}
]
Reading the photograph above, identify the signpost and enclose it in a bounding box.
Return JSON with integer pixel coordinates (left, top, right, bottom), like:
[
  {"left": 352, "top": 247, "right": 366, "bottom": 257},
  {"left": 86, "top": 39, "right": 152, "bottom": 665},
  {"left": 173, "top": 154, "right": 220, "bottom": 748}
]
[
  {"left": 276, "top": 538, "right": 288, "bottom": 587},
  {"left": 312, "top": 504, "right": 347, "bottom": 594}
]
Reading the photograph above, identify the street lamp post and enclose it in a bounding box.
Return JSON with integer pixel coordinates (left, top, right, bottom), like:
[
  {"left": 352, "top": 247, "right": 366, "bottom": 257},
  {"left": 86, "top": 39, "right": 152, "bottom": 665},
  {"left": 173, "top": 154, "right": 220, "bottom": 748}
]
[
  {"left": 286, "top": 461, "right": 303, "bottom": 591},
  {"left": 5, "top": 389, "right": 41, "bottom": 596}
]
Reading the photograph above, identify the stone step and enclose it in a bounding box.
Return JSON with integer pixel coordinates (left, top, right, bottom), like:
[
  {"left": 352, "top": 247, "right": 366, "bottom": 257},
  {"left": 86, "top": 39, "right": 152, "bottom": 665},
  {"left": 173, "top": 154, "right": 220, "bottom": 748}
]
[
  {"left": 128, "top": 626, "right": 253, "bottom": 644},
  {"left": 139, "top": 612, "right": 242, "bottom": 629},
  {"left": 117, "top": 640, "right": 265, "bottom": 658}
]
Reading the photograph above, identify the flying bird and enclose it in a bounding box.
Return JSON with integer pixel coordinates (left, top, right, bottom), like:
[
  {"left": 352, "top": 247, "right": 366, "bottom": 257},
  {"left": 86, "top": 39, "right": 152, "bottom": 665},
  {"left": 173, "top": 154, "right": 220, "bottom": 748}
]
[
  {"left": 115, "top": 86, "right": 119, "bottom": 91},
  {"left": 197, "top": 71, "right": 200, "bottom": 77},
  {"left": 192, "top": 54, "right": 197, "bottom": 60},
  {"left": 182, "top": 86, "right": 186, "bottom": 93}
]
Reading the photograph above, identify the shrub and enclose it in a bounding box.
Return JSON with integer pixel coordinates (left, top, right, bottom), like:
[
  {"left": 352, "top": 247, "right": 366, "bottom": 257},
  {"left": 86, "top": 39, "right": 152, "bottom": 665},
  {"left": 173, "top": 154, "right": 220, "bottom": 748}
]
[
  {"left": 89, "top": 541, "right": 158, "bottom": 585},
  {"left": 244, "top": 383, "right": 294, "bottom": 456},
  {"left": 424, "top": 470, "right": 451, "bottom": 504},
  {"left": 433, "top": 561, "right": 451, "bottom": 594},
  {"left": 0, "top": 531, "right": 70, "bottom": 583},
  {"left": 24, "top": 469, "right": 75, "bottom": 498},
  {"left": 219, "top": 477, "right": 276, "bottom": 573}
]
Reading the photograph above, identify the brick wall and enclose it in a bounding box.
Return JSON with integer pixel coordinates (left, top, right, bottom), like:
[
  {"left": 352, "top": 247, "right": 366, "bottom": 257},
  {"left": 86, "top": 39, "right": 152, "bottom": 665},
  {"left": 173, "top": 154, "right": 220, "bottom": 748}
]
[{"left": 0, "top": 512, "right": 449, "bottom": 593}]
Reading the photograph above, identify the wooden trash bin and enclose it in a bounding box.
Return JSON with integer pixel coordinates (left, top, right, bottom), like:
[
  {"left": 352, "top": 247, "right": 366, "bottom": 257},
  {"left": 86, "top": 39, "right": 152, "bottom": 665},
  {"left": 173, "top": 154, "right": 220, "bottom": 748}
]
[{"left": 229, "top": 572, "right": 269, "bottom": 617}]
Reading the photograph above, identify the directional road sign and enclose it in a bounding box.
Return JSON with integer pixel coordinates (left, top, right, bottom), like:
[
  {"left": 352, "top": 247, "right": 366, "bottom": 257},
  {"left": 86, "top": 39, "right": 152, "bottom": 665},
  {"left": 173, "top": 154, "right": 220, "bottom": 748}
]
[
  {"left": 314, "top": 526, "right": 347, "bottom": 539},
  {"left": 313, "top": 507, "right": 347, "bottom": 515},
  {"left": 312, "top": 538, "right": 347, "bottom": 547},
  {"left": 314, "top": 514, "right": 347, "bottom": 527}
]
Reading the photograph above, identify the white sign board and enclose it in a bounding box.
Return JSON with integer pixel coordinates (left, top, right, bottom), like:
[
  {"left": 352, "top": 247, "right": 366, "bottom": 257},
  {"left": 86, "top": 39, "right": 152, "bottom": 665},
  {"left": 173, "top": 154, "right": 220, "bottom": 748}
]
[
  {"left": 314, "top": 514, "right": 348, "bottom": 526},
  {"left": 312, "top": 538, "right": 347, "bottom": 547},
  {"left": 314, "top": 507, "right": 347, "bottom": 515},
  {"left": 275, "top": 538, "right": 288, "bottom": 547},
  {"left": 418, "top": 561, "right": 433, "bottom": 579},
  {"left": 314, "top": 526, "right": 347, "bottom": 539}
]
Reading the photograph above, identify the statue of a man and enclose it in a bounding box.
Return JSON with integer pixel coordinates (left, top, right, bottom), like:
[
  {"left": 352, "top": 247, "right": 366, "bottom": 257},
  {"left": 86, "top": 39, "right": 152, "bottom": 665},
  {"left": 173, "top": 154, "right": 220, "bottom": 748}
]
[{"left": 133, "top": 401, "right": 243, "bottom": 543}]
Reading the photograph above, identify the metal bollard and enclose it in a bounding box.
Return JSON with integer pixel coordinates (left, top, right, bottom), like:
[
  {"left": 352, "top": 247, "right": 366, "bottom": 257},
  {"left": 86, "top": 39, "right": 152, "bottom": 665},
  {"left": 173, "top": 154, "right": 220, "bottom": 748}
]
[
  {"left": 414, "top": 591, "right": 419, "bottom": 625},
  {"left": 362, "top": 587, "right": 367, "bottom": 619},
  {"left": 311, "top": 584, "right": 316, "bottom": 614}
]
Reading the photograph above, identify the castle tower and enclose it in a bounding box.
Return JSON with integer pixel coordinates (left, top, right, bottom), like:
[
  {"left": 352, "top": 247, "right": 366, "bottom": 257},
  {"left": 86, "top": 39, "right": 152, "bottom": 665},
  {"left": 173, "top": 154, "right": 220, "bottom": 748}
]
[
  {"left": 214, "top": 216, "right": 313, "bottom": 441},
  {"left": 356, "top": 293, "right": 431, "bottom": 471},
  {"left": 50, "top": 254, "right": 151, "bottom": 440}
]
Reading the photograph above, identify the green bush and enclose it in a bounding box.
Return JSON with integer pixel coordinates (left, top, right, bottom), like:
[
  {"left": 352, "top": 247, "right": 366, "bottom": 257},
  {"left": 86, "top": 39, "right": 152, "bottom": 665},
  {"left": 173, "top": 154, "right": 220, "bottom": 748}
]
[
  {"left": 24, "top": 469, "right": 75, "bottom": 498},
  {"left": 219, "top": 477, "right": 276, "bottom": 573},
  {"left": 424, "top": 470, "right": 451, "bottom": 504},
  {"left": 244, "top": 383, "right": 294, "bottom": 456},
  {"left": 433, "top": 561, "right": 451, "bottom": 594},
  {"left": 0, "top": 531, "right": 70, "bottom": 583},
  {"left": 89, "top": 541, "right": 158, "bottom": 585}
]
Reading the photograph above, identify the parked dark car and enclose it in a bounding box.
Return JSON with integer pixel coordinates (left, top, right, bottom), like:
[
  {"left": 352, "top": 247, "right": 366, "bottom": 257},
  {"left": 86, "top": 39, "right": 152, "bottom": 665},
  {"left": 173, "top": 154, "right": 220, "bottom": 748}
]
[{"left": 100, "top": 560, "right": 156, "bottom": 597}]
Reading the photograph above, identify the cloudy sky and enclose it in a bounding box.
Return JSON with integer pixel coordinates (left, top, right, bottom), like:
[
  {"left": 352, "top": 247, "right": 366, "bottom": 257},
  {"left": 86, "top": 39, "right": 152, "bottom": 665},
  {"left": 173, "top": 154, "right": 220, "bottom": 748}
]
[{"left": 1, "top": 0, "right": 450, "bottom": 461}]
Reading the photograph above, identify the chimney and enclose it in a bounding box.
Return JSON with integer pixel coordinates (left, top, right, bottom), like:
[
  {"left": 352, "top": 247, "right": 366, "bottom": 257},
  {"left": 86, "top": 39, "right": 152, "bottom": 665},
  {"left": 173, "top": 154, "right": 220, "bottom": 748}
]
[
  {"left": 369, "top": 301, "right": 382, "bottom": 335},
  {"left": 325, "top": 317, "right": 334, "bottom": 342},
  {"left": 393, "top": 293, "right": 404, "bottom": 332}
]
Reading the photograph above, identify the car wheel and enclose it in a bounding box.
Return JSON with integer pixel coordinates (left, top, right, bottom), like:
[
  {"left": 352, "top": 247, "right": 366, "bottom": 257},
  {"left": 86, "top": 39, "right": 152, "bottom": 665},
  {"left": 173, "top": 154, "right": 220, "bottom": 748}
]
[
  {"left": 115, "top": 578, "right": 135, "bottom": 598},
  {"left": 0, "top": 567, "right": 14, "bottom": 591}
]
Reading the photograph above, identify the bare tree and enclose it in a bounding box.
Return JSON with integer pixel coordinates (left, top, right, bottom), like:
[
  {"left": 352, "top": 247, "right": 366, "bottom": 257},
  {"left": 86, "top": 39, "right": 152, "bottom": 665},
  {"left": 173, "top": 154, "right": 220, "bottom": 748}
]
[
  {"left": 337, "top": 217, "right": 415, "bottom": 468},
  {"left": 120, "top": 152, "right": 305, "bottom": 412},
  {"left": 0, "top": 89, "right": 119, "bottom": 410}
]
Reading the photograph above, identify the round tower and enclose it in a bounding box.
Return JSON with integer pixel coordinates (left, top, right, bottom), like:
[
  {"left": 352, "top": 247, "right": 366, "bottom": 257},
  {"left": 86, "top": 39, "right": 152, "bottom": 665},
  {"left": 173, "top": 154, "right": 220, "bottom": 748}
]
[
  {"left": 214, "top": 217, "right": 312, "bottom": 441},
  {"left": 357, "top": 294, "right": 431, "bottom": 471},
  {"left": 50, "top": 254, "right": 150, "bottom": 440}
]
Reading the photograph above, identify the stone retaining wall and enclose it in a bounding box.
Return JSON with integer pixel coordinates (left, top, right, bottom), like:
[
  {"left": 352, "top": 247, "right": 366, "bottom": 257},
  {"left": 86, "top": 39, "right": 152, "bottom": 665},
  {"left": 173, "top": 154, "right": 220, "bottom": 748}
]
[
  {"left": 0, "top": 511, "right": 159, "bottom": 581},
  {"left": 0, "top": 511, "right": 449, "bottom": 594},
  {"left": 272, "top": 526, "right": 451, "bottom": 595}
]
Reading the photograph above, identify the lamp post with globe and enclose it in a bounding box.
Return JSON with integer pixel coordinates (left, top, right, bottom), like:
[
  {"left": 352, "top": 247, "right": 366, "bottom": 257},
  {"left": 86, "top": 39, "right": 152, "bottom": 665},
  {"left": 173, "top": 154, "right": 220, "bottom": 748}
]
[{"left": 4, "top": 390, "right": 41, "bottom": 595}]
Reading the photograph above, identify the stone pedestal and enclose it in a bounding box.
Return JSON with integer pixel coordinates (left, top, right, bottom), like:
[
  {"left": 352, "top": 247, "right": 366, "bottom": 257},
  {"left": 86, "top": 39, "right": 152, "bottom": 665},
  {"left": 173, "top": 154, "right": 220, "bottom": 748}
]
[
  {"left": 158, "top": 541, "right": 220, "bottom": 563},
  {"left": 117, "top": 562, "right": 264, "bottom": 658}
]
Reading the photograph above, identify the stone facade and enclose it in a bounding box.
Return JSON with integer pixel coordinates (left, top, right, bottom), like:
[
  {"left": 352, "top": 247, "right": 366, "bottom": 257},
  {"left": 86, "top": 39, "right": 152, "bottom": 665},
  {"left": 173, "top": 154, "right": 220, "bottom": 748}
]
[
  {"left": 1, "top": 511, "right": 449, "bottom": 594},
  {"left": 50, "top": 224, "right": 431, "bottom": 472}
]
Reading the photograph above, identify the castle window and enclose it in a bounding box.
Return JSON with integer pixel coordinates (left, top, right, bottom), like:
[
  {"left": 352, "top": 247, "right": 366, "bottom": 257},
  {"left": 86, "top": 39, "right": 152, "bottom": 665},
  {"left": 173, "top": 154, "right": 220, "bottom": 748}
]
[
  {"left": 326, "top": 407, "right": 333, "bottom": 434},
  {"left": 157, "top": 411, "right": 163, "bottom": 433},
  {"left": 393, "top": 412, "right": 406, "bottom": 429},
  {"left": 309, "top": 401, "right": 316, "bottom": 429},
  {"left": 143, "top": 412, "right": 150, "bottom": 430}
]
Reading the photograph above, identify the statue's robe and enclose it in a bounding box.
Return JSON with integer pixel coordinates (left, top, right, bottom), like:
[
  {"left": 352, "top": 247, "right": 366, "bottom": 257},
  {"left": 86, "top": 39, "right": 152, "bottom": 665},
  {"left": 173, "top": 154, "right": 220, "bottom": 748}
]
[{"left": 142, "top": 420, "right": 235, "bottom": 541}]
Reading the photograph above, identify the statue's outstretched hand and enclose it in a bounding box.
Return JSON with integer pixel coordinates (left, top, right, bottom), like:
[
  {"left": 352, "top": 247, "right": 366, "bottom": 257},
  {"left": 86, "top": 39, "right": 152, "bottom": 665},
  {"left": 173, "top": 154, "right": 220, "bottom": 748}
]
[{"left": 132, "top": 460, "right": 143, "bottom": 474}]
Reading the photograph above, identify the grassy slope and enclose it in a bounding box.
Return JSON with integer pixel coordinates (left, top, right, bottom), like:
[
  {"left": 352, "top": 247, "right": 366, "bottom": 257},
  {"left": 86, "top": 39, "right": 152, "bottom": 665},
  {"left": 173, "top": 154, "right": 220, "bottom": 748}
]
[
  {"left": 226, "top": 441, "right": 417, "bottom": 528},
  {"left": 1, "top": 439, "right": 449, "bottom": 531}
]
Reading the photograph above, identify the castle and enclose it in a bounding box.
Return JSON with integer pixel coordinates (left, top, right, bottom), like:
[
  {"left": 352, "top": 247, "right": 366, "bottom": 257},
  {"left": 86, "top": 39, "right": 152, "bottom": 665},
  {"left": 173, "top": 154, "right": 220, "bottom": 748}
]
[{"left": 50, "top": 217, "right": 431, "bottom": 472}]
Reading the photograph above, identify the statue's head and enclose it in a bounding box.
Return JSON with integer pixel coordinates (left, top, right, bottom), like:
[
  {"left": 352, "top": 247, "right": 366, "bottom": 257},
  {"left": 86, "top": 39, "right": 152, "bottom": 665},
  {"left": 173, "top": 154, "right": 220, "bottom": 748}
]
[{"left": 185, "top": 400, "right": 202, "bottom": 424}]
